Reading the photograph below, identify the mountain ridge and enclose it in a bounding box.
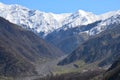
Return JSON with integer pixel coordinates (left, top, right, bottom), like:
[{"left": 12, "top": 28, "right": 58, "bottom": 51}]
[
  {"left": 0, "top": 16, "right": 63, "bottom": 77},
  {"left": 45, "top": 14, "right": 120, "bottom": 53},
  {"left": 58, "top": 21, "right": 120, "bottom": 66},
  {"left": 0, "top": 2, "right": 120, "bottom": 37}
]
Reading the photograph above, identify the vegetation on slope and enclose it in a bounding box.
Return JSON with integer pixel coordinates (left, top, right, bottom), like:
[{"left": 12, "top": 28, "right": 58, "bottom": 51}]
[
  {"left": 58, "top": 23, "right": 120, "bottom": 67},
  {"left": 35, "top": 69, "right": 104, "bottom": 80},
  {"left": 0, "top": 17, "right": 63, "bottom": 77}
]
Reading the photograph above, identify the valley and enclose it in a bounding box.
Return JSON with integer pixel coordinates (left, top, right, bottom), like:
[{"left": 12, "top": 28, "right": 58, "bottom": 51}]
[{"left": 0, "top": 2, "right": 120, "bottom": 80}]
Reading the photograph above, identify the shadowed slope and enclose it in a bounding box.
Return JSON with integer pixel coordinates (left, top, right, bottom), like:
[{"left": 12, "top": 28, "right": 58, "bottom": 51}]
[{"left": 0, "top": 17, "right": 63, "bottom": 77}]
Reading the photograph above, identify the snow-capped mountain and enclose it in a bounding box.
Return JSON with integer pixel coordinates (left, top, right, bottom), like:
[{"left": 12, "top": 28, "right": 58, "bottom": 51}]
[
  {"left": 0, "top": 2, "right": 120, "bottom": 54},
  {"left": 99, "top": 10, "right": 120, "bottom": 20},
  {"left": 45, "top": 13, "right": 120, "bottom": 53},
  {"left": 62, "top": 10, "right": 99, "bottom": 28},
  {"left": 0, "top": 2, "right": 71, "bottom": 36},
  {"left": 0, "top": 2, "right": 99, "bottom": 37},
  {"left": 89, "top": 12, "right": 120, "bottom": 35},
  {"left": 0, "top": 2, "right": 120, "bottom": 38}
]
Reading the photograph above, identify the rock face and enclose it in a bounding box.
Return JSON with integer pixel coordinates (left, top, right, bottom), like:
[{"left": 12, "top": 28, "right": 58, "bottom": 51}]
[
  {"left": 58, "top": 22, "right": 120, "bottom": 66},
  {"left": 0, "top": 17, "right": 63, "bottom": 77}
]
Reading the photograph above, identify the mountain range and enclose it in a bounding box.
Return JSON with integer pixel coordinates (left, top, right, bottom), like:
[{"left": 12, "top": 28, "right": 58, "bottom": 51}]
[
  {"left": 0, "top": 2, "right": 120, "bottom": 54},
  {"left": 58, "top": 19, "right": 120, "bottom": 66},
  {"left": 0, "top": 2, "right": 120, "bottom": 80},
  {"left": 0, "top": 2, "right": 119, "bottom": 37},
  {"left": 45, "top": 13, "right": 120, "bottom": 53}
]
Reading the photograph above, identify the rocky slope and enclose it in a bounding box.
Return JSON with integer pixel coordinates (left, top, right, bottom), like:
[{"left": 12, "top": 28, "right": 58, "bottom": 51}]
[{"left": 0, "top": 17, "right": 63, "bottom": 77}]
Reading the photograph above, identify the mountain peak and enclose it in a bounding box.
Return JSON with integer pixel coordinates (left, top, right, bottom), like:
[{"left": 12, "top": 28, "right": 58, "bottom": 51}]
[
  {"left": 0, "top": 2, "right": 5, "bottom": 5},
  {"left": 0, "top": 2, "right": 29, "bottom": 12},
  {"left": 75, "top": 10, "right": 94, "bottom": 17},
  {"left": 76, "top": 10, "right": 87, "bottom": 15},
  {"left": 61, "top": 10, "right": 99, "bottom": 29},
  {"left": 0, "top": 2, "right": 7, "bottom": 8},
  {"left": 77, "top": 9, "right": 85, "bottom": 13}
]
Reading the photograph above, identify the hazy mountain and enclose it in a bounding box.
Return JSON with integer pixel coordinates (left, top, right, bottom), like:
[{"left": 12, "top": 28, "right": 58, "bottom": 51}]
[
  {"left": 0, "top": 17, "right": 63, "bottom": 77},
  {"left": 58, "top": 20, "right": 120, "bottom": 66}
]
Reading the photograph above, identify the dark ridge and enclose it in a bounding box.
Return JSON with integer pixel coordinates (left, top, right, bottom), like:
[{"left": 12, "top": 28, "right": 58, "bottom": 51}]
[
  {"left": 0, "top": 17, "right": 64, "bottom": 77},
  {"left": 103, "top": 58, "right": 120, "bottom": 80}
]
